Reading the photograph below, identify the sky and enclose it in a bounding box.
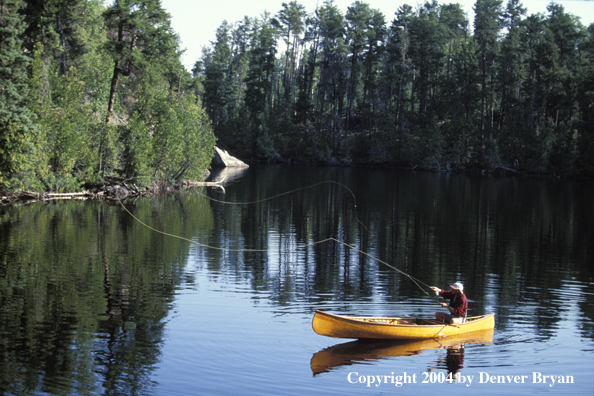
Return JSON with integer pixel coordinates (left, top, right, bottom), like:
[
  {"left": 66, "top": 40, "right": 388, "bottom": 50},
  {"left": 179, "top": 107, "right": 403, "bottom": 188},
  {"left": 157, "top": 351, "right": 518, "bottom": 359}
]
[{"left": 159, "top": 0, "right": 594, "bottom": 71}]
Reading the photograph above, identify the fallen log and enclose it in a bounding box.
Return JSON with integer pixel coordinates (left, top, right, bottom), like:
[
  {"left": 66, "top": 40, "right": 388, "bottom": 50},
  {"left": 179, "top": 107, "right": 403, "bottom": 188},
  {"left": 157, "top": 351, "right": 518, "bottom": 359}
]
[
  {"left": 44, "top": 191, "right": 93, "bottom": 198},
  {"left": 181, "top": 181, "right": 225, "bottom": 187},
  {"left": 2, "top": 178, "right": 226, "bottom": 206}
]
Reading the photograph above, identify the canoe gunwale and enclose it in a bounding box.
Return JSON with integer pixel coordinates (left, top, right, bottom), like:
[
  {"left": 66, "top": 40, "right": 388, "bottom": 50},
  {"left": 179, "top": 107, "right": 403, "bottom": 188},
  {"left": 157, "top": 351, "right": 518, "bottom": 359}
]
[{"left": 317, "top": 310, "right": 491, "bottom": 327}]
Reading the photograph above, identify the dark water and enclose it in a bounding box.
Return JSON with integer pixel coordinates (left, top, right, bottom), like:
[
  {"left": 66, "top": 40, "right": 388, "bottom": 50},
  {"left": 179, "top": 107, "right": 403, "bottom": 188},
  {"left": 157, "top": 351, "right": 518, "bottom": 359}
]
[{"left": 0, "top": 164, "right": 592, "bottom": 395}]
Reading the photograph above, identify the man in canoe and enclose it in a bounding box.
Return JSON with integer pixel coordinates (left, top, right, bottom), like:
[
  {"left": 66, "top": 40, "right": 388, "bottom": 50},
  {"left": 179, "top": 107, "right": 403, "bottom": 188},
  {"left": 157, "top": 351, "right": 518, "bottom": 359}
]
[{"left": 430, "top": 282, "right": 468, "bottom": 324}]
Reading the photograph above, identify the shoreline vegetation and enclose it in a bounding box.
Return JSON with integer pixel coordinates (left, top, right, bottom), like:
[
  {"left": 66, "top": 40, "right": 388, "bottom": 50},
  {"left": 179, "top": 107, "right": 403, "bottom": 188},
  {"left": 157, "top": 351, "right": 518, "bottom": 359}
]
[
  {"left": 0, "top": 177, "right": 226, "bottom": 206},
  {"left": 1, "top": 0, "right": 593, "bottom": 204},
  {"left": 197, "top": 0, "right": 594, "bottom": 178},
  {"left": 1, "top": 158, "right": 581, "bottom": 207}
]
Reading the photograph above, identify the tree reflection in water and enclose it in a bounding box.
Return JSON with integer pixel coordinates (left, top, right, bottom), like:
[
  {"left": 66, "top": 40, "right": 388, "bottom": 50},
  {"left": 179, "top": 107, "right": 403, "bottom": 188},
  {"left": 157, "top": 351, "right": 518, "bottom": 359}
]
[{"left": 0, "top": 164, "right": 592, "bottom": 395}]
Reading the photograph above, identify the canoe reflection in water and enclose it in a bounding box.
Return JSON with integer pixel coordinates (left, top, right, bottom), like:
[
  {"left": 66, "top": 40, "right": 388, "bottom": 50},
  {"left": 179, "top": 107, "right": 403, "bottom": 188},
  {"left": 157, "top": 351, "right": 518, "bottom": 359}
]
[{"left": 311, "top": 329, "right": 493, "bottom": 376}]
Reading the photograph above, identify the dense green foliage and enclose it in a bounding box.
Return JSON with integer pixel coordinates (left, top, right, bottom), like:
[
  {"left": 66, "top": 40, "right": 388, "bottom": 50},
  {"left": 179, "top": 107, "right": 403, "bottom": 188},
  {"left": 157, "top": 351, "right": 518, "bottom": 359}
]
[
  {"left": 0, "top": 0, "right": 216, "bottom": 192},
  {"left": 0, "top": 0, "right": 39, "bottom": 188},
  {"left": 2, "top": 0, "right": 591, "bottom": 188},
  {"left": 197, "top": 0, "right": 594, "bottom": 176}
]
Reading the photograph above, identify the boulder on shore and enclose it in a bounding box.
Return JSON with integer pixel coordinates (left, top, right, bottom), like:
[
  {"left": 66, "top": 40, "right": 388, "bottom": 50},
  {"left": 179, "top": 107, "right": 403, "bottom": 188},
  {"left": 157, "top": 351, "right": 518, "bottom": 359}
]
[{"left": 212, "top": 147, "right": 249, "bottom": 168}]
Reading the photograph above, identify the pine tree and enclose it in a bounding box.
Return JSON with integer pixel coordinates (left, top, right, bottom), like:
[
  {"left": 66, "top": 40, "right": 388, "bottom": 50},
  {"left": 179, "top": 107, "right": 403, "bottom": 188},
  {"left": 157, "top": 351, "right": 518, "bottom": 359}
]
[
  {"left": 276, "top": 1, "right": 306, "bottom": 104},
  {"left": 244, "top": 14, "right": 278, "bottom": 123},
  {"left": 497, "top": 0, "right": 526, "bottom": 126},
  {"left": 408, "top": 1, "right": 444, "bottom": 128},
  {"left": 0, "top": 0, "right": 38, "bottom": 189},
  {"left": 361, "top": 8, "right": 385, "bottom": 131},
  {"left": 576, "top": 23, "right": 594, "bottom": 175},
  {"left": 385, "top": 4, "right": 414, "bottom": 159},
  {"left": 203, "top": 20, "right": 233, "bottom": 127},
  {"left": 316, "top": 0, "right": 347, "bottom": 142},
  {"left": 103, "top": 0, "right": 178, "bottom": 125},
  {"left": 345, "top": 1, "right": 372, "bottom": 133},
  {"left": 21, "top": 0, "right": 88, "bottom": 75},
  {"left": 101, "top": 0, "right": 182, "bottom": 177},
  {"left": 473, "top": 0, "right": 503, "bottom": 160}
]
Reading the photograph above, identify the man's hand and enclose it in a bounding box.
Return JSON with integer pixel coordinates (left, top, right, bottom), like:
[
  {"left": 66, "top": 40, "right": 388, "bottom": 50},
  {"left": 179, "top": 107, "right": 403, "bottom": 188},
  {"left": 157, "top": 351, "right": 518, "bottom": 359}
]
[
  {"left": 430, "top": 286, "right": 440, "bottom": 293},
  {"left": 440, "top": 303, "right": 448, "bottom": 308}
]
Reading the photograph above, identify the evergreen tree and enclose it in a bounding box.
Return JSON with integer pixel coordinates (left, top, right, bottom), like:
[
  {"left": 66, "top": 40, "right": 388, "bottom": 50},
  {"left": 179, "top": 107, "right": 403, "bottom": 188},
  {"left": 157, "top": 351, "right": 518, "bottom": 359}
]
[
  {"left": 243, "top": 14, "right": 279, "bottom": 156},
  {"left": 384, "top": 4, "right": 414, "bottom": 160},
  {"left": 103, "top": 0, "right": 178, "bottom": 125},
  {"left": 101, "top": 0, "right": 183, "bottom": 177},
  {"left": 408, "top": 1, "right": 444, "bottom": 128},
  {"left": 126, "top": 87, "right": 215, "bottom": 181},
  {"left": 202, "top": 20, "right": 233, "bottom": 127},
  {"left": 542, "top": 2, "right": 583, "bottom": 173},
  {"left": 576, "top": 23, "right": 594, "bottom": 175},
  {"left": 0, "top": 0, "right": 38, "bottom": 189},
  {"left": 0, "top": 0, "right": 217, "bottom": 193},
  {"left": 473, "top": 0, "right": 503, "bottom": 161},
  {"left": 449, "top": 37, "right": 481, "bottom": 166},
  {"left": 21, "top": 0, "right": 88, "bottom": 75},
  {"left": 494, "top": 0, "right": 527, "bottom": 168},
  {"left": 227, "top": 17, "right": 252, "bottom": 117},
  {"left": 185, "top": 0, "right": 591, "bottom": 175},
  {"left": 361, "top": 8, "right": 385, "bottom": 131},
  {"left": 344, "top": 1, "right": 372, "bottom": 133},
  {"left": 276, "top": 1, "right": 306, "bottom": 104},
  {"left": 316, "top": 0, "right": 347, "bottom": 143},
  {"left": 497, "top": 0, "right": 526, "bottom": 126}
]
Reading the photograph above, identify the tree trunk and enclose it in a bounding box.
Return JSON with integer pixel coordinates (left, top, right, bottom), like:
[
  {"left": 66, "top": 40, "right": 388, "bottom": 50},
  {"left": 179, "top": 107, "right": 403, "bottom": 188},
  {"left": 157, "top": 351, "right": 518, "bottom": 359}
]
[{"left": 105, "top": 60, "right": 121, "bottom": 124}]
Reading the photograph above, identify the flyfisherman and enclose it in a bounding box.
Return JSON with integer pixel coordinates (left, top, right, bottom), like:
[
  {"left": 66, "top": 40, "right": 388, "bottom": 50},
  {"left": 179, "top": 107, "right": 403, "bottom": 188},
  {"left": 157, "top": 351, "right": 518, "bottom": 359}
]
[{"left": 430, "top": 282, "right": 467, "bottom": 324}]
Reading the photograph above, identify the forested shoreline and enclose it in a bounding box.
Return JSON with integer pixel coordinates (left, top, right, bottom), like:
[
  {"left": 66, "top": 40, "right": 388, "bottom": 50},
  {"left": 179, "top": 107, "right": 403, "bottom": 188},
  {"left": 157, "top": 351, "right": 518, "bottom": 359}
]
[
  {"left": 1, "top": 0, "right": 216, "bottom": 194},
  {"left": 1, "top": 0, "right": 593, "bottom": 197},
  {"left": 197, "top": 0, "right": 594, "bottom": 177}
]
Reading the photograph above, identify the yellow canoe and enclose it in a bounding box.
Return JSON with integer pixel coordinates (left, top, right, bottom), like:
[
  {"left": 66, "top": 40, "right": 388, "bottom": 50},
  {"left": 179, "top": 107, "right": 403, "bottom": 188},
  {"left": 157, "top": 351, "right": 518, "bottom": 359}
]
[{"left": 312, "top": 310, "right": 495, "bottom": 340}]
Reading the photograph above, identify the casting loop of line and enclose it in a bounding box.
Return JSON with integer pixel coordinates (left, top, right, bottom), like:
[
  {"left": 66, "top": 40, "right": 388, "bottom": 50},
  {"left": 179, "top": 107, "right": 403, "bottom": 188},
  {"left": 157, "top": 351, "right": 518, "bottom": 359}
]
[{"left": 116, "top": 181, "right": 438, "bottom": 302}]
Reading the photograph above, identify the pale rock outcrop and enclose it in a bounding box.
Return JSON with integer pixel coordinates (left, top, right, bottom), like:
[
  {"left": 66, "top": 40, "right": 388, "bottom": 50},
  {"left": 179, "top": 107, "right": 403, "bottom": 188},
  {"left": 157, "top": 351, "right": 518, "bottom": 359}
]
[{"left": 212, "top": 147, "right": 249, "bottom": 168}]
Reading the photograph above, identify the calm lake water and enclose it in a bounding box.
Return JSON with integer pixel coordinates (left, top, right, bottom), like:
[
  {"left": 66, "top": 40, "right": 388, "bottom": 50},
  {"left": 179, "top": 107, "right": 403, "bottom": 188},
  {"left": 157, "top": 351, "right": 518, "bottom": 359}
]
[{"left": 0, "top": 164, "right": 593, "bottom": 395}]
